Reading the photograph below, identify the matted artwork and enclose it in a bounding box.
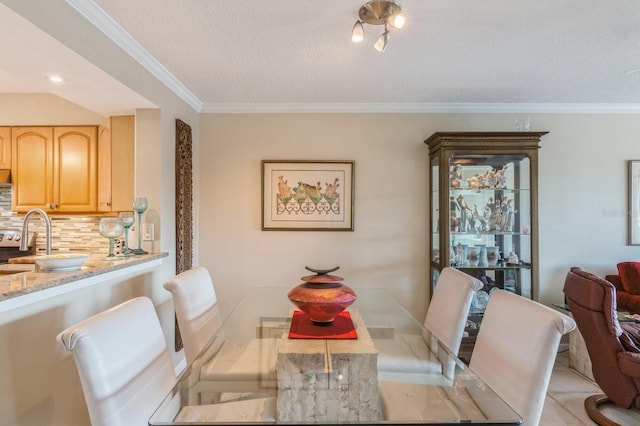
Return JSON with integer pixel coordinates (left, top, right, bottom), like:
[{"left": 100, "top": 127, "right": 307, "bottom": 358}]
[
  {"left": 262, "top": 160, "right": 354, "bottom": 231},
  {"left": 629, "top": 160, "right": 640, "bottom": 245}
]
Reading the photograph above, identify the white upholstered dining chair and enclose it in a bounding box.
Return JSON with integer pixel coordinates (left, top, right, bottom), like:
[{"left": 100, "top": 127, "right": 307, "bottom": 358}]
[
  {"left": 375, "top": 267, "right": 482, "bottom": 378},
  {"left": 468, "top": 289, "right": 576, "bottom": 426},
  {"left": 380, "top": 289, "right": 575, "bottom": 424},
  {"left": 424, "top": 267, "right": 484, "bottom": 355},
  {"left": 57, "top": 297, "right": 175, "bottom": 426},
  {"left": 57, "top": 297, "right": 275, "bottom": 426},
  {"left": 163, "top": 267, "right": 277, "bottom": 400},
  {"left": 163, "top": 267, "right": 223, "bottom": 365}
]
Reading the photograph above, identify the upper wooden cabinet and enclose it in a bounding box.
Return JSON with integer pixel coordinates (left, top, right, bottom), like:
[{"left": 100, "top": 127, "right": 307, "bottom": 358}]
[
  {"left": 11, "top": 127, "right": 50, "bottom": 211},
  {"left": 12, "top": 126, "right": 98, "bottom": 213},
  {"left": 0, "top": 127, "right": 11, "bottom": 170},
  {"left": 98, "top": 116, "right": 135, "bottom": 212},
  {"left": 10, "top": 119, "right": 134, "bottom": 214}
]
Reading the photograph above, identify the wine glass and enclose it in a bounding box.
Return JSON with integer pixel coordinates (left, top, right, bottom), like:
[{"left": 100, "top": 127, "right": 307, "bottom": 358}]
[
  {"left": 99, "top": 217, "right": 124, "bottom": 260},
  {"left": 118, "top": 211, "right": 135, "bottom": 257},
  {"left": 132, "top": 197, "right": 148, "bottom": 255}
]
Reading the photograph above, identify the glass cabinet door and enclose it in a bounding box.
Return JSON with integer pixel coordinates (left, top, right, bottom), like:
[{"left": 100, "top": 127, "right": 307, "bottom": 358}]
[
  {"left": 447, "top": 154, "right": 531, "bottom": 297},
  {"left": 430, "top": 156, "right": 440, "bottom": 289}
]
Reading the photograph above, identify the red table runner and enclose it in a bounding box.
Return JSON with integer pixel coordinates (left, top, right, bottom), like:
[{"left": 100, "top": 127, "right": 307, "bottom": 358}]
[{"left": 288, "top": 310, "right": 358, "bottom": 339}]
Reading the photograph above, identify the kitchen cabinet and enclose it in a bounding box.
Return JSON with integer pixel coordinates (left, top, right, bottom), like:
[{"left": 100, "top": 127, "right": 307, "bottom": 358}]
[
  {"left": 98, "top": 116, "right": 134, "bottom": 212},
  {"left": 10, "top": 117, "right": 134, "bottom": 214},
  {"left": 11, "top": 126, "right": 98, "bottom": 213},
  {"left": 0, "top": 127, "right": 11, "bottom": 170},
  {"left": 425, "top": 131, "right": 547, "bottom": 362}
]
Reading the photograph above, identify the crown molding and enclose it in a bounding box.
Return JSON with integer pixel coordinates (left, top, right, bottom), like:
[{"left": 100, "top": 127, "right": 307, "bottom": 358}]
[
  {"left": 201, "top": 102, "right": 640, "bottom": 114},
  {"left": 66, "top": 0, "right": 202, "bottom": 112}
]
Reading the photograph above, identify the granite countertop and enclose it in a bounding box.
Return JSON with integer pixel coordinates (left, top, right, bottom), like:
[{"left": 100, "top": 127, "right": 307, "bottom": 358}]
[
  {"left": 8, "top": 255, "right": 36, "bottom": 264},
  {"left": 0, "top": 252, "right": 168, "bottom": 302},
  {"left": 0, "top": 263, "right": 35, "bottom": 273}
]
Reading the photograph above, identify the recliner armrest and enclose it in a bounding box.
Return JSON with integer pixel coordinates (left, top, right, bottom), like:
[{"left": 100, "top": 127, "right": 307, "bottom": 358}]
[
  {"left": 605, "top": 274, "right": 625, "bottom": 292},
  {"left": 618, "top": 352, "right": 640, "bottom": 378}
]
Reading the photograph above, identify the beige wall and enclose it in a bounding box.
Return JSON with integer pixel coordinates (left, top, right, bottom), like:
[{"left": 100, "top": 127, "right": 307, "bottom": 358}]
[
  {"left": 199, "top": 112, "right": 640, "bottom": 322},
  {"left": 199, "top": 114, "right": 430, "bottom": 319},
  {"left": 0, "top": 93, "right": 106, "bottom": 125}
]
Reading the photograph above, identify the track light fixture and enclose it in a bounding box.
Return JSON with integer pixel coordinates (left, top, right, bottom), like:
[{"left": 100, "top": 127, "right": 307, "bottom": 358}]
[{"left": 351, "top": 0, "right": 404, "bottom": 52}]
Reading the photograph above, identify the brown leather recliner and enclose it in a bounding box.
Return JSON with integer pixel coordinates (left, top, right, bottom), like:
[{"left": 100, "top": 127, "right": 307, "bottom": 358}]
[{"left": 563, "top": 267, "right": 640, "bottom": 424}]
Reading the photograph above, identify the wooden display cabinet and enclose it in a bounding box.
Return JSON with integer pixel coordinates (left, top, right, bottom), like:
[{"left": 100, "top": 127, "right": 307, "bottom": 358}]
[{"left": 425, "top": 131, "right": 547, "bottom": 362}]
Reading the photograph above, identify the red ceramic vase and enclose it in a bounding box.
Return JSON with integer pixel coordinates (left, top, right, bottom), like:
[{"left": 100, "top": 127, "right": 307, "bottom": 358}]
[{"left": 288, "top": 267, "right": 356, "bottom": 326}]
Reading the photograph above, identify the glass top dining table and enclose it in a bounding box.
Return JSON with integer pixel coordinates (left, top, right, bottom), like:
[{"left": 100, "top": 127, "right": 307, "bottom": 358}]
[{"left": 149, "top": 287, "right": 521, "bottom": 425}]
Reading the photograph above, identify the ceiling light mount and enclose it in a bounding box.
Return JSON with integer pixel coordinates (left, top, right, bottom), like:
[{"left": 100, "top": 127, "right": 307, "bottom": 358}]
[
  {"left": 359, "top": 0, "right": 401, "bottom": 25},
  {"left": 352, "top": 0, "right": 404, "bottom": 51}
]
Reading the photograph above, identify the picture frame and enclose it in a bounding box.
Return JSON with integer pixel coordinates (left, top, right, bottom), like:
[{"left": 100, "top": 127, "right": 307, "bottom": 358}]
[
  {"left": 628, "top": 160, "right": 640, "bottom": 245},
  {"left": 262, "top": 160, "right": 354, "bottom": 231}
]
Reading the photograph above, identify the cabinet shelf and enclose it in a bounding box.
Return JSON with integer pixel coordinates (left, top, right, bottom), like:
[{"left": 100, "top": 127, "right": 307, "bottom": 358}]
[
  {"left": 449, "top": 188, "right": 528, "bottom": 194},
  {"left": 454, "top": 262, "right": 532, "bottom": 271},
  {"left": 449, "top": 231, "right": 532, "bottom": 236}
]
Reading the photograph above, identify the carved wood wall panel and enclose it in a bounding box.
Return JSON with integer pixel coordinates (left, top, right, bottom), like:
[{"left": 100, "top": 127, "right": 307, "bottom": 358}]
[{"left": 174, "top": 118, "right": 193, "bottom": 351}]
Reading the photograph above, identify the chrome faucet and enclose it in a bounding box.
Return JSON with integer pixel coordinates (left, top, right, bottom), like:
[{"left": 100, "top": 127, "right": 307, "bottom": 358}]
[{"left": 20, "top": 208, "right": 52, "bottom": 255}]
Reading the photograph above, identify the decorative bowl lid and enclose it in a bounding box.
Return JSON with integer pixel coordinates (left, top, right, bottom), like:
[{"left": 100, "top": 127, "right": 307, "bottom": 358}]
[
  {"left": 301, "top": 266, "right": 343, "bottom": 283},
  {"left": 304, "top": 266, "right": 339, "bottom": 275}
]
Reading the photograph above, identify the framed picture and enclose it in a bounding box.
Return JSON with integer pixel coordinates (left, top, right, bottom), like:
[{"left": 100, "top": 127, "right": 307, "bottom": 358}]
[
  {"left": 262, "top": 160, "right": 354, "bottom": 231},
  {"left": 629, "top": 160, "right": 640, "bottom": 245}
]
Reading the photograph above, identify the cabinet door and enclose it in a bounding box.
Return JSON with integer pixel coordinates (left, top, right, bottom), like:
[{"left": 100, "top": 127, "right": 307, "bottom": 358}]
[
  {"left": 97, "top": 120, "right": 112, "bottom": 211},
  {"left": 53, "top": 127, "right": 98, "bottom": 212},
  {"left": 0, "top": 127, "right": 11, "bottom": 170},
  {"left": 11, "top": 126, "right": 54, "bottom": 211},
  {"left": 98, "top": 116, "right": 134, "bottom": 212},
  {"left": 447, "top": 156, "right": 532, "bottom": 298},
  {"left": 110, "top": 116, "right": 135, "bottom": 212}
]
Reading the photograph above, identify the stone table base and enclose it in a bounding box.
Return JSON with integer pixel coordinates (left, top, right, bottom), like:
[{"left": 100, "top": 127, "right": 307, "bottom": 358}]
[
  {"left": 569, "top": 327, "right": 594, "bottom": 381},
  {"left": 276, "top": 309, "right": 380, "bottom": 423}
]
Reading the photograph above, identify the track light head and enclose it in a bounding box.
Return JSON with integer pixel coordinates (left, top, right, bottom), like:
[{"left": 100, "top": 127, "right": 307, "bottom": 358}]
[
  {"left": 351, "top": 20, "right": 364, "bottom": 43},
  {"left": 374, "top": 25, "right": 390, "bottom": 52}
]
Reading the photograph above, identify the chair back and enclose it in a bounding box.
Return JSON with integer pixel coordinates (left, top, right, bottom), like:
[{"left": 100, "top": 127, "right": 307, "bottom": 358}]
[
  {"left": 424, "top": 267, "right": 483, "bottom": 355},
  {"left": 563, "top": 267, "right": 640, "bottom": 408},
  {"left": 469, "top": 289, "right": 575, "bottom": 426},
  {"left": 57, "top": 297, "right": 176, "bottom": 426},
  {"left": 163, "top": 266, "right": 224, "bottom": 364}
]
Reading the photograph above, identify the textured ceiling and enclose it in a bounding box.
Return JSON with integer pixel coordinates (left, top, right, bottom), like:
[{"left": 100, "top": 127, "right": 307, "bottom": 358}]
[
  {"left": 2, "top": 1, "right": 640, "bottom": 114},
  {"left": 90, "top": 0, "right": 640, "bottom": 111}
]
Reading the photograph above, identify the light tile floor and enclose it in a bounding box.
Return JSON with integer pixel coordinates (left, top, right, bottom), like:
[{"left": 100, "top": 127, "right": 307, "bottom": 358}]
[{"left": 541, "top": 349, "right": 640, "bottom": 425}]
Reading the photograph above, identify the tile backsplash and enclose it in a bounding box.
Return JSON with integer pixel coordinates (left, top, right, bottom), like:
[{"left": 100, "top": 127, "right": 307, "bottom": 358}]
[{"left": 0, "top": 185, "right": 112, "bottom": 255}]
